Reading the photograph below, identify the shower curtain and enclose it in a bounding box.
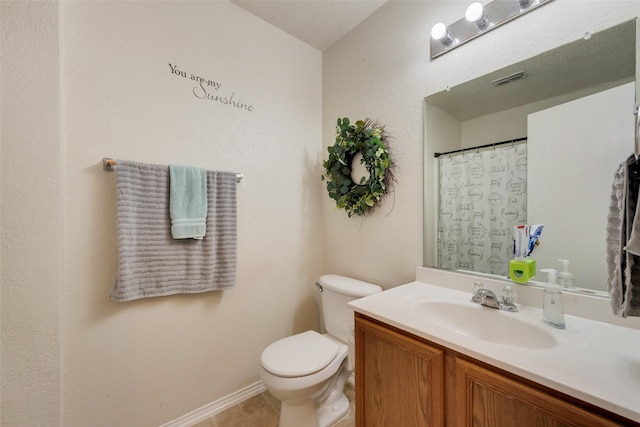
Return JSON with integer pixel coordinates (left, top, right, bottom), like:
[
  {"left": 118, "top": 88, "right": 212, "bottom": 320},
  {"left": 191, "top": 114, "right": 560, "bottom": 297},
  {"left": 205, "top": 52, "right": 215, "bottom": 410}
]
[{"left": 437, "top": 143, "right": 527, "bottom": 277}]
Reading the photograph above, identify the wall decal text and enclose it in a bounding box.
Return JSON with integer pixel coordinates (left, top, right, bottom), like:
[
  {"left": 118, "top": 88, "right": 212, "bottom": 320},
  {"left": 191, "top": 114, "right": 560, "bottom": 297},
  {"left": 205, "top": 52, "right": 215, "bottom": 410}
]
[{"left": 168, "top": 63, "right": 254, "bottom": 112}]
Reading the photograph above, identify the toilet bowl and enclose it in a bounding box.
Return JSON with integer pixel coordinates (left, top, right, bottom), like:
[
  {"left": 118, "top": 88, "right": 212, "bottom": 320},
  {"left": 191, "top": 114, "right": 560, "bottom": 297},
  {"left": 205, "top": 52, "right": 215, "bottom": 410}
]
[
  {"left": 259, "top": 331, "right": 350, "bottom": 427},
  {"left": 259, "top": 275, "right": 382, "bottom": 427}
]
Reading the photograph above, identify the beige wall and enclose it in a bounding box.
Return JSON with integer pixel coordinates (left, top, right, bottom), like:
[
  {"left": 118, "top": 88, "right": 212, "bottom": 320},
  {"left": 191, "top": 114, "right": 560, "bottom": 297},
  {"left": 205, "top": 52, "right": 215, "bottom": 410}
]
[
  {"left": 322, "top": 0, "right": 640, "bottom": 288},
  {"left": 2, "top": 1, "right": 322, "bottom": 425},
  {"left": 1, "top": 1, "right": 62, "bottom": 425}
]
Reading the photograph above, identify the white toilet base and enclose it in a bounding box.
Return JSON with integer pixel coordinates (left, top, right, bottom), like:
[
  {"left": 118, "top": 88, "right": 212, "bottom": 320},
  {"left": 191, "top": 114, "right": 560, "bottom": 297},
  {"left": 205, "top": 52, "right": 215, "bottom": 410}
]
[
  {"left": 279, "top": 400, "right": 319, "bottom": 427},
  {"left": 278, "top": 392, "right": 349, "bottom": 427},
  {"left": 317, "top": 393, "right": 349, "bottom": 427}
]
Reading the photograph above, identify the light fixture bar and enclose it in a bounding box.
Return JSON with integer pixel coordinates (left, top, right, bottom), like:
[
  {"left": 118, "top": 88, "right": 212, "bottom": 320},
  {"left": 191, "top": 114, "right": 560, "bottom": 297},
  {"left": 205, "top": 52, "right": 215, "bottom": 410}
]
[{"left": 430, "top": 0, "right": 554, "bottom": 59}]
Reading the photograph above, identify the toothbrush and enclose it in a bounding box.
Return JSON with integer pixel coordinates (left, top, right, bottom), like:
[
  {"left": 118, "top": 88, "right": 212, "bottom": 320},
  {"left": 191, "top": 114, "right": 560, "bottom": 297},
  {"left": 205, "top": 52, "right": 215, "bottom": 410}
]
[{"left": 527, "top": 224, "right": 544, "bottom": 257}]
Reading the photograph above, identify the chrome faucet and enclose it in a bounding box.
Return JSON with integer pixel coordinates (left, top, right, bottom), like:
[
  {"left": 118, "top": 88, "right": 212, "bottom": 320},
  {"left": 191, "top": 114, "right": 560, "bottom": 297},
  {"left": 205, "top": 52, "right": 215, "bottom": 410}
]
[{"left": 471, "top": 282, "right": 518, "bottom": 312}]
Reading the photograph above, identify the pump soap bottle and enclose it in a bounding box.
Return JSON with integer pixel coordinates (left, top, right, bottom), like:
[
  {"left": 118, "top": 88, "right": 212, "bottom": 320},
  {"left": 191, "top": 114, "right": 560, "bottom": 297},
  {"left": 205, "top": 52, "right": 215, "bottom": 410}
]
[
  {"left": 557, "top": 259, "right": 575, "bottom": 289},
  {"left": 540, "top": 268, "right": 565, "bottom": 329}
]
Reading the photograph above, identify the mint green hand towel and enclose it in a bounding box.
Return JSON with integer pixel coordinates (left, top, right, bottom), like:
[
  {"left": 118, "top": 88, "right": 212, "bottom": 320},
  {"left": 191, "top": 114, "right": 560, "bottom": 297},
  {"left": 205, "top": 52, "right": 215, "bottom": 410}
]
[{"left": 169, "top": 165, "right": 207, "bottom": 239}]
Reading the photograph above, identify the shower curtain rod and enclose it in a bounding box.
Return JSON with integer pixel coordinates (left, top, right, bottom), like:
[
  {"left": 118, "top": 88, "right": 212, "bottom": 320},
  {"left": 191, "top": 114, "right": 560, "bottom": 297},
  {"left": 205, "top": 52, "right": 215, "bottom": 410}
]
[{"left": 434, "top": 137, "right": 527, "bottom": 158}]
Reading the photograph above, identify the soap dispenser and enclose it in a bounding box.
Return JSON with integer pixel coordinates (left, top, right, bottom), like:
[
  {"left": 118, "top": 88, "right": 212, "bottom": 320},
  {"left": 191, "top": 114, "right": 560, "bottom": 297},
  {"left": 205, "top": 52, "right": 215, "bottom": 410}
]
[
  {"left": 540, "top": 268, "right": 565, "bottom": 329},
  {"left": 557, "top": 259, "right": 575, "bottom": 289}
]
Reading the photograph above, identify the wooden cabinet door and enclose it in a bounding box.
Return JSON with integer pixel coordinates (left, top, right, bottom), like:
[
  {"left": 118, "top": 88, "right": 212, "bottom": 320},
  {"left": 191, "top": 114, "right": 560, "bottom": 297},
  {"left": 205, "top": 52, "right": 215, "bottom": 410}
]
[
  {"left": 355, "top": 315, "right": 444, "bottom": 427},
  {"left": 455, "top": 357, "right": 627, "bottom": 427}
]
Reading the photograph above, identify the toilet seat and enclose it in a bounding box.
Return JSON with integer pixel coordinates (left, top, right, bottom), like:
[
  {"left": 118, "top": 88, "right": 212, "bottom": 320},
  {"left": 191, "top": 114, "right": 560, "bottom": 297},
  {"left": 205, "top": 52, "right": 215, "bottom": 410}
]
[{"left": 261, "top": 331, "right": 339, "bottom": 378}]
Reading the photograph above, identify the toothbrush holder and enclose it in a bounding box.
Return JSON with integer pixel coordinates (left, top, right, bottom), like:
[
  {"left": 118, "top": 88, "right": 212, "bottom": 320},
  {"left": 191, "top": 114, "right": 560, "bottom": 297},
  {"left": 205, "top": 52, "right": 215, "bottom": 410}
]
[{"left": 509, "top": 258, "right": 536, "bottom": 283}]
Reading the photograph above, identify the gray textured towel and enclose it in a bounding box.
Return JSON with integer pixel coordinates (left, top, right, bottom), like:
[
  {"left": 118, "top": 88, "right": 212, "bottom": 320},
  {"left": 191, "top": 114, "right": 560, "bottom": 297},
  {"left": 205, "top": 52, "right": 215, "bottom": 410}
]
[
  {"left": 110, "top": 160, "right": 237, "bottom": 302},
  {"left": 607, "top": 159, "right": 626, "bottom": 314},
  {"left": 607, "top": 155, "right": 640, "bottom": 317}
]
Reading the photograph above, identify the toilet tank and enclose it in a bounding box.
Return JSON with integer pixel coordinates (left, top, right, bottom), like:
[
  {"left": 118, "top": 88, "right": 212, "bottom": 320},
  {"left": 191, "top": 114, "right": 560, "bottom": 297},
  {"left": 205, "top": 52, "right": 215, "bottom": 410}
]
[{"left": 318, "top": 275, "right": 382, "bottom": 343}]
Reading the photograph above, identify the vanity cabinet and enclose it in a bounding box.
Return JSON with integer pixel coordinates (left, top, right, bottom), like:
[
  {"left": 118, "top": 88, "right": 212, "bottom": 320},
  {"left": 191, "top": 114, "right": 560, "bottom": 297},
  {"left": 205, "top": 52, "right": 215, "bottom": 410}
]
[
  {"left": 354, "top": 313, "right": 638, "bottom": 427},
  {"left": 354, "top": 313, "right": 444, "bottom": 426},
  {"left": 455, "top": 358, "right": 626, "bottom": 426}
]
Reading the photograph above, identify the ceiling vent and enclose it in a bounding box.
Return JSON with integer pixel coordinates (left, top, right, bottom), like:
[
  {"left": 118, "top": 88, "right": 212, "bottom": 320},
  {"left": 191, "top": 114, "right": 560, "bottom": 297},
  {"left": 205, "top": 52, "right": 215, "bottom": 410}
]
[{"left": 491, "top": 71, "right": 528, "bottom": 87}]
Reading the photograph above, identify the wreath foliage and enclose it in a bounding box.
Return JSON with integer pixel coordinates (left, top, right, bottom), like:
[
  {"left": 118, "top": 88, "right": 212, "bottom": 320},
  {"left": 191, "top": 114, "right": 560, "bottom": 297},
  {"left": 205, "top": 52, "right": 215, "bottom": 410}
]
[{"left": 322, "top": 117, "right": 394, "bottom": 217}]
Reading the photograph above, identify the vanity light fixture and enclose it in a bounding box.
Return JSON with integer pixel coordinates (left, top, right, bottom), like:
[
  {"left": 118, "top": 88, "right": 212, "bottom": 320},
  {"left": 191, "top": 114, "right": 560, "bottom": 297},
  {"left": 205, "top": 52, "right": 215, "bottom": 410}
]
[{"left": 431, "top": 0, "right": 554, "bottom": 59}]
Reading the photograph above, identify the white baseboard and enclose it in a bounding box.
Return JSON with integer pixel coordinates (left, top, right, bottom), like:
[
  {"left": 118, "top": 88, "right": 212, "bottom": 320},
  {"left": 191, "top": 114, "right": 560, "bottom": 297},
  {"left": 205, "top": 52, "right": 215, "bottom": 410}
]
[{"left": 160, "top": 381, "right": 267, "bottom": 427}]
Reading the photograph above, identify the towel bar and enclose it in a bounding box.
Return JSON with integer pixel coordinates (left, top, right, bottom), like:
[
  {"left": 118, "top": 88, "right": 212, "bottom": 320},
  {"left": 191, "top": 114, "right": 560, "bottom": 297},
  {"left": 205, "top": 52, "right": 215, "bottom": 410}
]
[{"left": 102, "top": 158, "right": 243, "bottom": 183}]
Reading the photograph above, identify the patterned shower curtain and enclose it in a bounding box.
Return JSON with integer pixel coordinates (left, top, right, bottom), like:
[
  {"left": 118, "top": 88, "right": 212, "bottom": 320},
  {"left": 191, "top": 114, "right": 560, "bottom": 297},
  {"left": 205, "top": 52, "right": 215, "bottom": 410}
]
[{"left": 437, "top": 143, "right": 527, "bottom": 277}]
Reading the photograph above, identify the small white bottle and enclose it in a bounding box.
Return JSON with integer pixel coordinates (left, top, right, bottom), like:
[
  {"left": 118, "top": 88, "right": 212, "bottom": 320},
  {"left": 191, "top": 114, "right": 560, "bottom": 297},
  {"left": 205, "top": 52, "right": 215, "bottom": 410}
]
[
  {"left": 539, "top": 268, "right": 565, "bottom": 329},
  {"left": 557, "top": 259, "right": 575, "bottom": 289}
]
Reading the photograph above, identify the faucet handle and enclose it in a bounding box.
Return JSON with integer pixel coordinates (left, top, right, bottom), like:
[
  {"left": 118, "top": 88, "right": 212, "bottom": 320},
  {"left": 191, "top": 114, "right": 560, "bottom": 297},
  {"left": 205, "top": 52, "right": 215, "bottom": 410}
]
[
  {"left": 471, "top": 282, "right": 483, "bottom": 303},
  {"left": 501, "top": 285, "right": 517, "bottom": 306},
  {"left": 472, "top": 282, "right": 483, "bottom": 296}
]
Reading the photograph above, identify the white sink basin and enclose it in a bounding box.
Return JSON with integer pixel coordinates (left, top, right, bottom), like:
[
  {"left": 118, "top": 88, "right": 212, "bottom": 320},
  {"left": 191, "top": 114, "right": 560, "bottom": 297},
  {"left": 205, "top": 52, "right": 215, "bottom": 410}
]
[{"left": 415, "top": 299, "right": 557, "bottom": 349}]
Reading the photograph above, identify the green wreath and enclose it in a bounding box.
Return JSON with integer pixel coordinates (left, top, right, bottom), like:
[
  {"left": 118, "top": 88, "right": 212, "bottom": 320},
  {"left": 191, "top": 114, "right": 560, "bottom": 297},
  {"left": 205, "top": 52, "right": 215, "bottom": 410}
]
[{"left": 322, "top": 117, "right": 394, "bottom": 217}]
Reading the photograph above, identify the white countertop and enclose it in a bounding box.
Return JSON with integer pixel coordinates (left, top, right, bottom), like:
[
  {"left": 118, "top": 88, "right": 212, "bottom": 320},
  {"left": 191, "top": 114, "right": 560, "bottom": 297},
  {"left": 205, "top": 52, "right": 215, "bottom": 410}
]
[{"left": 349, "top": 279, "right": 640, "bottom": 423}]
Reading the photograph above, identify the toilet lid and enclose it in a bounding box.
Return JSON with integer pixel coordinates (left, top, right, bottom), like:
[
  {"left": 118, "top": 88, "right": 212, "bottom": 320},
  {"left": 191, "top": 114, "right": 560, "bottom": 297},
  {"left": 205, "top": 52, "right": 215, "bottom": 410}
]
[{"left": 261, "top": 331, "right": 339, "bottom": 378}]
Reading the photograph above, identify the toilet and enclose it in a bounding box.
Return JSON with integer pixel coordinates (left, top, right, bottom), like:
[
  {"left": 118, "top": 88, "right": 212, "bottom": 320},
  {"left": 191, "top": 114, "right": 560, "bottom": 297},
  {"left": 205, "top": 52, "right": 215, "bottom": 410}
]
[{"left": 259, "top": 274, "right": 382, "bottom": 427}]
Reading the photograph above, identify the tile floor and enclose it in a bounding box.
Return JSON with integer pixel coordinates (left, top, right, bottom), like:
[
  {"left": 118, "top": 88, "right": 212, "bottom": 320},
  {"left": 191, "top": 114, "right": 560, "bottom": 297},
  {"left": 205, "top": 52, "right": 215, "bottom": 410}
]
[{"left": 193, "top": 382, "right": 355, "bottom": 427}]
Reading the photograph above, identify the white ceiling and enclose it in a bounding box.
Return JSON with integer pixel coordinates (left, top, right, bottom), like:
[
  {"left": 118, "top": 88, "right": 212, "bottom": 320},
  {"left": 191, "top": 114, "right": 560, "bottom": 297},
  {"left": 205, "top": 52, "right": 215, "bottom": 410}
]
[{"left": 230, "top": 0, "right": 388, "bottom": 51}]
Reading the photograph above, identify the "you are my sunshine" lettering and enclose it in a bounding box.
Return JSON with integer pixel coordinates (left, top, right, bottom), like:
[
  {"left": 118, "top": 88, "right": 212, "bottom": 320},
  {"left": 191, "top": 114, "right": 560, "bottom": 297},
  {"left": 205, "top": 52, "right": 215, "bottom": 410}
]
[{"left": 168, "top": 63, "right": 254, "bottom": 112}]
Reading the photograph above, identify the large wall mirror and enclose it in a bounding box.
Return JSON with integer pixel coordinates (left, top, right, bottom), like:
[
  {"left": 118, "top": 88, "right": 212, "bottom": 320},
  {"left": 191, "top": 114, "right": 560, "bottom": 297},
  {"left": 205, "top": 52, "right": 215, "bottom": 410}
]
[{"left": 424, "top": 19, "right": 637, "bottom": 294}]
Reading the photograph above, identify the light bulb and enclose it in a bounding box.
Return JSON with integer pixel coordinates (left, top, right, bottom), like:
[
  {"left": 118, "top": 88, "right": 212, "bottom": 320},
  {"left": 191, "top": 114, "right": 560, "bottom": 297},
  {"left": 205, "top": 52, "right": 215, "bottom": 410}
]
[
  {"left": 466, "top": 2, "right": 490, "bottom": 29},
  {"left": 431, "top": 23, "right": 454, "bottom": 46},
  {"left": 465, "top": 2, "right": 485, "bottom": 23},
  {"left": 431, "top": 23, "right": 447, "bottom": 40}
]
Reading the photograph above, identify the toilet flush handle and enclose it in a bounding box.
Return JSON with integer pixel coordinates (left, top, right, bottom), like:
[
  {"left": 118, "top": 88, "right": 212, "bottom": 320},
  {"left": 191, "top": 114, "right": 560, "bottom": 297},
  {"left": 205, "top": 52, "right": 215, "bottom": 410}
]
[{"left": 315, "top": 282, "right": 324, "bottom": 292}]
